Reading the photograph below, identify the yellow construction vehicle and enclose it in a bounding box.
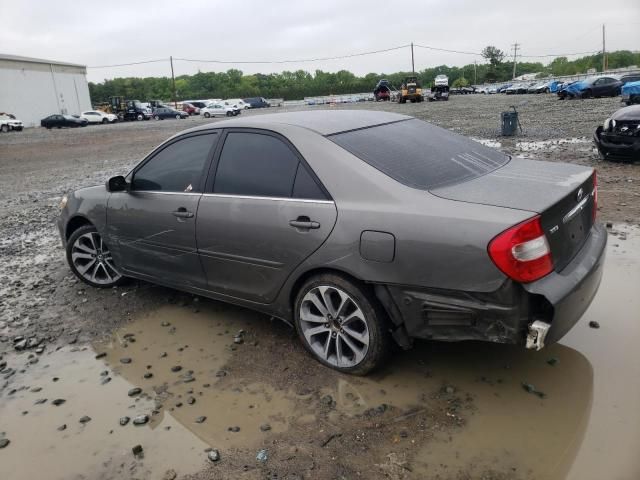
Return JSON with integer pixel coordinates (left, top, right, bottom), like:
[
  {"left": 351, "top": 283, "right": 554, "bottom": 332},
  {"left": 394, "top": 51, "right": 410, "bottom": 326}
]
[{"left": 398, "top": 75, "right": 423, "bottom": 103}]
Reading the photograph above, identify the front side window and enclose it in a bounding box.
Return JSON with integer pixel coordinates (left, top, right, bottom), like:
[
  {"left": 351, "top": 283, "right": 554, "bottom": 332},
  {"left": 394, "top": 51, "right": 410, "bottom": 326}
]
[
  {"left": 132, "top": 133, "right": 217, "bottom": 192},
  {"left": 213, "top": 132, "right": 300, "bottom": 198}
]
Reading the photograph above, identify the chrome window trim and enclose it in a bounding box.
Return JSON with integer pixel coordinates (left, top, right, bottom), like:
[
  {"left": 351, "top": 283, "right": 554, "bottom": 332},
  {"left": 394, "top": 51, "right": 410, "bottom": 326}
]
[
  {"left": 128, "top": 191, "right": 202, "bottom": 196},
  {"left": 201, "top": 193, "right": 334, "bottom": 204}
]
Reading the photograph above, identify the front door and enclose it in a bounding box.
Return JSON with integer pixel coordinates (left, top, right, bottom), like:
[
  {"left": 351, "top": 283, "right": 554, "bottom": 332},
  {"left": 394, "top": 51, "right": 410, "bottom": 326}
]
[
  {"left": 106, "top": 132, "right": 219, "bottom": 288},
  {"left": 196, "top": 130, "right": 337, "bottom": 303}
]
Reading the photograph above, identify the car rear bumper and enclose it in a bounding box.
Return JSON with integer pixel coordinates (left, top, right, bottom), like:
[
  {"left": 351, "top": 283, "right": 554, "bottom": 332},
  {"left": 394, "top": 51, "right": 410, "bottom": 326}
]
[{"left": 377, "top": 223, "right": 606, "bottom": 348}]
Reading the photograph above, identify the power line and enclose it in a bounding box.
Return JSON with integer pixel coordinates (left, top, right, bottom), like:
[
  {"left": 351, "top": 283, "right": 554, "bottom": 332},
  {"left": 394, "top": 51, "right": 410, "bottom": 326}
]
[
  {"left": 174, "top": 44, "right": 410, "bottom": 64},
  {"left": 88, "top": 58, "right": 168, "bottom": 69},
  {"left": 518, "top": 50, "right": 601, "bottom": 58},
  {"left": 414, "top": 44, "right": 482, "bottom": 56}
]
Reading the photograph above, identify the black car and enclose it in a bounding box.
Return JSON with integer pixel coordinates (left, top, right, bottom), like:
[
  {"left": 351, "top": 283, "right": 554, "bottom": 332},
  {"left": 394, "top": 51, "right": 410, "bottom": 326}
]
[
  {"left": 243, "top": 97, "right": 270, "bottom": 108},
  {"left": 41, "top": 114, "right": 88, "bottom": 129},
  {"left": 594, "top": 105, "right": 640, "bottom": 161},
  {"left": 152, "top": 108, "right": 189, "bottom": 120},
  {"left": 620, "top": 73, "right": 640, "bottom": 85}
]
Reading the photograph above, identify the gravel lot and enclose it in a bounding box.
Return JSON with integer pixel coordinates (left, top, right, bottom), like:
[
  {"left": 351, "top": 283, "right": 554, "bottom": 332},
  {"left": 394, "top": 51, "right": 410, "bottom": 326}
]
[{"left": 1, "top": 94, "right": 639, "bottom": 480}]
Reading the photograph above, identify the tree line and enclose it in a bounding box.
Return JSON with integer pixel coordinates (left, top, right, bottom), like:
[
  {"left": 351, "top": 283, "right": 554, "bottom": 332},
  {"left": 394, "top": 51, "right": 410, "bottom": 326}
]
[{"left": 88, "top": 49, "right": 640, "bottom": 103}]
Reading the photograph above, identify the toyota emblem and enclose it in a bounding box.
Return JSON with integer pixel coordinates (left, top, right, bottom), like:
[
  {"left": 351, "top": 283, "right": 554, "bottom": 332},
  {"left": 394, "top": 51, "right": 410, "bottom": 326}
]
[{"left": 576, "top": 187, "right": 584, "bottom": 202}]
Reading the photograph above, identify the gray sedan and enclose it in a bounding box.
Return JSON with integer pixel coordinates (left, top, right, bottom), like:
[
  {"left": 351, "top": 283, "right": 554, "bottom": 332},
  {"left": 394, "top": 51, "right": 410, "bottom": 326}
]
[{"left": 57, "top": 110, "right": 606, "bottom": 374}]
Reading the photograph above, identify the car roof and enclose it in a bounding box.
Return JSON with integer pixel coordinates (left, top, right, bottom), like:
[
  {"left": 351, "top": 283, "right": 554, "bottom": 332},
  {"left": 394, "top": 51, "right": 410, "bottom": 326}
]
[{"left": 183, "top": 110, "right": 411, "bottom": 136}]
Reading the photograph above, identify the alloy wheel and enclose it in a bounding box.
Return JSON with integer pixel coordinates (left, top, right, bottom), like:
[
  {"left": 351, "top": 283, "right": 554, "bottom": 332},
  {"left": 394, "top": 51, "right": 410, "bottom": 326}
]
[
  {"left": 71, "top": 232, "right": 122, "bottom": 285},
  {"left": 299, "top": 286, "right": 370, "bottom": 368}
]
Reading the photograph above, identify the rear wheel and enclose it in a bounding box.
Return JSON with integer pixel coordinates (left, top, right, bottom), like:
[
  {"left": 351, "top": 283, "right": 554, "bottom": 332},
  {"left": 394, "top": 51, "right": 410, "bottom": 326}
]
[
  {"left": 294, "top": 273, "right": 391, "bottom": 375},
  {"left": 204, "top": 112, "right": 211, "bottom": 118},
  {"left": 154, "top": 114, "right": 160, "bottom": 120},
  {"left": 66, "top": 225, "right": 124, "bottom": 288},
  {"left": 136, "top": 113, "right": 144, "bottom": 121},
  {"left": 176, "top": 114, "right": 181, "bottom": 119},
  {"left": 582, "top": 89, "right": 592, "bottom": 99},
  {"left": 226, "top": 111, "right": 232, "bottom": 117}
]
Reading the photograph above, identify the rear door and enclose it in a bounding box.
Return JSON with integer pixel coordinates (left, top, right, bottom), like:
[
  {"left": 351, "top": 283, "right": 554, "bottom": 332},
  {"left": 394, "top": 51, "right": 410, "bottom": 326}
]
[
  {"left": 106, "top": 132, "right": 218, "bottom": 288},
  {"left": 196, "top": 129, "right": 337, "bottom": 303}
]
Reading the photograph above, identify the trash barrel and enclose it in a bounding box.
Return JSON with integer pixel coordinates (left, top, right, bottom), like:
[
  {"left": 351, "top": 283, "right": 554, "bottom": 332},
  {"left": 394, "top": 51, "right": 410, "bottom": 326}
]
[{"left": 501, "top": 110, "right": 519, "bottom": 136}]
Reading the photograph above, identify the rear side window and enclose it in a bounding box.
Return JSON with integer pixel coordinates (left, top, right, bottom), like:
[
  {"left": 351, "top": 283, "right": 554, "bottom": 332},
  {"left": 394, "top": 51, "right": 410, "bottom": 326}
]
[
  {"left": 132, "top": 133, "right": 217, "bottom": 192},
  {"left": 213, "top": 132, "right": 299, "bottom": 197},
  {"left": 293, "top": 164, "right": 328, "bottom": 200},
  {"left": 329, "top": 119, "right": 509, "bottom": 190}
]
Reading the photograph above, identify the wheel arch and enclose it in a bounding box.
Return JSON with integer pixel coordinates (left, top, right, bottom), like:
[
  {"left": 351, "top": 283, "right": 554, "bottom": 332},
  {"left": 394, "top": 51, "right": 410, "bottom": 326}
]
[
  {"left": 288, "top": 267, "right": 366, "bottom": 310},
  {"left": 65, "top": 215, "right": 93, "bottom": 240}
]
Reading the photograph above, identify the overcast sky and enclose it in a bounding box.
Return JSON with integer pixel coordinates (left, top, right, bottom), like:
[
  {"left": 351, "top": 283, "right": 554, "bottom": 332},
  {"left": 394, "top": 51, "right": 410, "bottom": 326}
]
[{"left": 1, "top": 0, "right": 638, "bottom": 82}]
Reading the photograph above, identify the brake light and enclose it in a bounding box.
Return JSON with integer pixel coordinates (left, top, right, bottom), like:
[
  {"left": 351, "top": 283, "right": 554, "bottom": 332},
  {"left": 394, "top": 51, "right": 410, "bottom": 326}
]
[
  {"left": 592, "top": 170, "right": 598, "bottom": 222},
  {"left": 488, "top": 215, "right": 553, "bottom": 283}
]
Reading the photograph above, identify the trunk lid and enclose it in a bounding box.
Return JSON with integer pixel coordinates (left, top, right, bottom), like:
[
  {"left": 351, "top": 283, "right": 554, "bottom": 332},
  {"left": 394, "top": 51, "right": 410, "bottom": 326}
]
[{"left": 431, "top": 157, "right": 596, "bottom": 272}]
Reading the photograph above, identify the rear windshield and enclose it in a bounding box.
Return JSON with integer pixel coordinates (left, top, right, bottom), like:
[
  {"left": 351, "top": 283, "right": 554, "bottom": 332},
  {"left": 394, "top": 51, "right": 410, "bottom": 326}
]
[{"left": 328, "top": 119, "right": 509, "bottom": 190}]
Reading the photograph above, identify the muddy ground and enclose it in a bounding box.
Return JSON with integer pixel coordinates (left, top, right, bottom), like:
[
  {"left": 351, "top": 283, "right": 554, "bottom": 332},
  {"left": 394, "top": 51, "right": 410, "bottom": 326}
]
[{"left": 1, "top": 94, "right": 639, "bottom": 480}]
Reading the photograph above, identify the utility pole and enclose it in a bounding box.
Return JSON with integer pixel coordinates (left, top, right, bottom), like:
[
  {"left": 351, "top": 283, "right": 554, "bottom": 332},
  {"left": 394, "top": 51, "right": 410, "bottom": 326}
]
[
  {"left": 474, "top": 60, "right": 477, "bottom": 85},
  {"left": 411, "top": 42, "right": 415, "bottom": 74},
  {"left": 602, "top": 24, "right": 607, "bottom": 72},
  {"left": 511, "top": 42, "right": 520, "bottom": 80},
  {"left": 170, "top": 55, "right": 177, "bottom": 108}
]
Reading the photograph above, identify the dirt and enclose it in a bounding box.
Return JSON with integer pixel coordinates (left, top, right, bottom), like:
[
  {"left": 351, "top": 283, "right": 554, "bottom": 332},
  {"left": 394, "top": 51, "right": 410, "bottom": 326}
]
[{"left": 1, "top": 95, "right": 639, "bottom": 479}]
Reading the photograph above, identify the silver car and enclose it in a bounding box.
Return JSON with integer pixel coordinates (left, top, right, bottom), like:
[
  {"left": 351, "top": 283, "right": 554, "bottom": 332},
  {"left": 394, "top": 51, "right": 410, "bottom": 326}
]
[{"left": 57, "top": 111, "right": 606, "bottom": 374}]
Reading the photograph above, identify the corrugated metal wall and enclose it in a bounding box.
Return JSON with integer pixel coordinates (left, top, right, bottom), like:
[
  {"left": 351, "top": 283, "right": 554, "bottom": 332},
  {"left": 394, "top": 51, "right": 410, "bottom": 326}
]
[{"left": 0, "top": 59, "right": 91, "bottom": 127}]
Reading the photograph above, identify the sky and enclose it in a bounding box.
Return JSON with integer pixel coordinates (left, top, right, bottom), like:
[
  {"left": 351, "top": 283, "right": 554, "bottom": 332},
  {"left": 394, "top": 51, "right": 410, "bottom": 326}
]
[{"left": 1, "top": 0, "right": 639, "bottom": 83}]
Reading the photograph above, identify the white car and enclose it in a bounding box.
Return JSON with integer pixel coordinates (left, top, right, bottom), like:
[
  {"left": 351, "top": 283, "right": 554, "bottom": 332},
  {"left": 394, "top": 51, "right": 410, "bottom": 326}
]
[
  {"left": 0, "top": 113, "right": 24, "bottom": 132},
  {"left": 200, "top": 104, "right": 236, "bottom": 118},
  {"left": 81, "top": 110, "right": 118, "bottom": 124},
  {"left": 214, "top": 101, "right": 241, "bottom": 116},
  {"left": 225, "top": 98, "right": 250, "bottom": 110}
]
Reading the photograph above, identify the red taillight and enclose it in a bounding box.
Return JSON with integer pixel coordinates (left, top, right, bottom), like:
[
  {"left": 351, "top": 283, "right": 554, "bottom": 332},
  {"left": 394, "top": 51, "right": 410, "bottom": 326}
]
[
  {"left": 488, "top": 215, "right": 553, "bottom": 283},
  {"left": 592, "top": 170, "right": 598, "bottom": 222}
]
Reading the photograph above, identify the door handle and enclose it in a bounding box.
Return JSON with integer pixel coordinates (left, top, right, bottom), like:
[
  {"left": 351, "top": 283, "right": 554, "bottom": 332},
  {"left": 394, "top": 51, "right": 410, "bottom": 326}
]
[
  {"left": 289, "top": 216, "right": 320, "bottom": 230},
  {"left": 172, "top": 207, "right": 194, "bottom": 219}
]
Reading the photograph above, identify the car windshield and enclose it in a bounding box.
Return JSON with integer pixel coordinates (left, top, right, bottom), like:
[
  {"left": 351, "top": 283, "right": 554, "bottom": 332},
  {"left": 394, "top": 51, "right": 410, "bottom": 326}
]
[{"left": 329, "top": 119, "right": 509, "bottom": 190}]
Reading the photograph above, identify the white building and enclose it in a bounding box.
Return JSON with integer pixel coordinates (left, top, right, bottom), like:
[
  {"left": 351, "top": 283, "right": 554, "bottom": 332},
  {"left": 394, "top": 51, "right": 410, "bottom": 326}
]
[{"left": 0, "top": 54, "right": 91, "bottom": 127}]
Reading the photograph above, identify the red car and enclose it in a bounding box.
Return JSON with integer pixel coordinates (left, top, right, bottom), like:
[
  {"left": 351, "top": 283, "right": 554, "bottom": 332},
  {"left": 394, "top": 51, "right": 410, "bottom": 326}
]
[{"left": 182, "top": 103, "right": 200, "bottom": 115}]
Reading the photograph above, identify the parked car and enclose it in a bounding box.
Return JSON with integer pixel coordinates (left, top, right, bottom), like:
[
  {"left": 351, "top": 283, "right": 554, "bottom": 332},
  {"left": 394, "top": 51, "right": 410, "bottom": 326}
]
[
  {"left": 505, "top": 83, "right": 522, "bottom": 95},
  {"left": 41, "top": 114, "right": 88, "bottom": 129},
  {"left": 225, "top": 99, "right": 250, "bottom": 110},
  {"left": 153, "top": 107, "right": 189, "bottom": 120},
  {"left": 200, "top": 103, "right": 236, "bottom": 118},
  {"left": 182, "top": 103, "right": 200, "bottom": 116},
  {"left": 594, "top": 105, "right": 640, "bottom": 161},
  {"left": 622, "top": 80, "right": 640, "bottom": 106},
  {"left": 620, "top": 73, "right": 640, "bottom": 85},
  {"left": 558, "top": 76, "right": 622, "bottom": 99},
  {"left": 0, "top": 113, "right": 23, "bottom": 132},
  {"left": 528, "top": 82, "right": 550, "bottom": 94},
  {"left": 214, "top": 101, "right": 241, "bottom": 116},
  {"left": 57, "top": 110, "right": 605, "bottom": 375},
  {"left": 243, "top": 97, "right": 270, "bottom": 108},
  {"left": 373, "top": 79, "right": 392, "bottom": 101},
  {"left": 498, "top": 83, "right": 512, "bottom": 93},
  {"left": 183, "top": 101, "right": 210, "bottom": 110},
  {"left": 81, "top": 110, "right": 118, "bottom": 124}
]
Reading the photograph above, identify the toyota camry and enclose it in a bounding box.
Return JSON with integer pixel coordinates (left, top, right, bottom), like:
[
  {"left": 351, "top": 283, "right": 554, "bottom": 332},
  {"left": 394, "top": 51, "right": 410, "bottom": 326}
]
[{"left": 57, "top": 110, "right": 606, "bottom": 374}]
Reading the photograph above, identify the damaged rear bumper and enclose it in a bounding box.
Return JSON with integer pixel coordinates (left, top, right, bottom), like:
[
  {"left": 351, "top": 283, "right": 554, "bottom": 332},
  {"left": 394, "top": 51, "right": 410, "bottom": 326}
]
[{"left": 376, "top": 223, "right": 607, "bottom": 348}]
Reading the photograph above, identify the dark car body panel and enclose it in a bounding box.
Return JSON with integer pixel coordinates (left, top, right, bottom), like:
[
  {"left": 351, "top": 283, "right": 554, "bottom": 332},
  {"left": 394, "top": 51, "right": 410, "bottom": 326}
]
[
  {"left": 41, "top": 114, "right": 87, "bottom": 128},
  {"left": 58, "top": 110, "right": 606, "bottom": 350},
  {"left": 594, "top": 105, "right": 640, "bottom": 161}
]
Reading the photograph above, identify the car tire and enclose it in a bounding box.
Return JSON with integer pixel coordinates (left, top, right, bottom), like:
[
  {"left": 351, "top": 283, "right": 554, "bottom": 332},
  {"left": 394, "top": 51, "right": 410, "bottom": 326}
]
[
  {"left": 102, "top": 118, "right": 108, "bottom": 124},
  {"left": 176, "top": 114, "right": 181, "bottom": 119},
  {"left": 66, "top": 225, "right": 125, "bottom": 289},
  {"left": 294, "top": 273, "right": 391, "bottom": 375},
  {"left": 154, "top": 115, "right": 160, "bottom": 120},
  {"left": 136, "top": 114, "right": 144, "bottom": 121},
  {"left": 0, "top": 124, "right": 8, "bottom": 133},
  {"left": 204, "top": 112, "right": 211, "bottom": 118},
  {"left": 582, "top": 89, "right": 592, "bottom": 99},
  {"left": 226, "top": 112, "right": 232, "bottom": 117}
]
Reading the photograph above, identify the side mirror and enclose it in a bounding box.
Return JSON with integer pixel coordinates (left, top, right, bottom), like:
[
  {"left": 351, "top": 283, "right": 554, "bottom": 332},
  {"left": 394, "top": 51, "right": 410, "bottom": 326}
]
[{"left": 106, "top": 175, "right": 128, "bottom": 192}]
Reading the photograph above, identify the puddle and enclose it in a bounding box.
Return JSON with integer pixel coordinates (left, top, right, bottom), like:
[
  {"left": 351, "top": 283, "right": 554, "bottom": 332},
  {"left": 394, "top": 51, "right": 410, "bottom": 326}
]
[{"left": 1, "top": 225, "right": 639, "bottom": 479}]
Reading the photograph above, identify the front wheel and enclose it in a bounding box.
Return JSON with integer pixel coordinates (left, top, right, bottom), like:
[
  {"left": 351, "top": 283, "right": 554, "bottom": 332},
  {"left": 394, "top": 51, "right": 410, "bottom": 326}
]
[
  {"left": 0, "top": 124, "right": 8, "bottom": 133},
  {"left": 66, "top": 225, "right": 124, "bottom": 288},
  {"left": 136, "top": 113, "right": 144, "bottom": 121},
  {"left": 204, "top": 112, "right": 211, "bottom": 118},
  {"left": 226, "top": 111, "right": 232, "bottom": 117},
  {"left": 102, "top": 118, "right": 108, "bottom": 124},
  {"left": 176, "top": 114, "right": 181, "bottom": 119},
  {"left": 154, "top": 115, "right": 160, "bottom": 120},
  {"left": 294, "top": 273, "right": 390, "bottom": 375}
]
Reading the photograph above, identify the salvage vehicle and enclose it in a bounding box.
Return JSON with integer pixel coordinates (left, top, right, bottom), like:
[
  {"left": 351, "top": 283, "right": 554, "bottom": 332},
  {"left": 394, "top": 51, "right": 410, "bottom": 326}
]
[
  {"left": 41, "top": 114, "right": 88, "bottom": 129},
  {"left": 398, "top": 76, "right": 423, "bottom": 103},
  {"left": 226, "top": 98, "right": 250, "bottom": 110},
  {"left": 182, "top": 103, "right": 200, "bottom": 116},
  {"left": 594, "top": 104, "right": 640, "bottom": 161},
  {"left": 620, "top": 73, "right": 640, "bottom": 85},
  {"left": 200, "top": 103, "right": 235, "bottom": 118},
  {"left": 528, "top": 81, "right": 550, "bottom": 94},
  {"left": 81, "top": 110, "right": 118, "bottom": 124},
  {"left": 558, "top": 76, "right": 622, "bottom": 99},
  {"left": 153, "top": 107, "right": 189, "bottom": 120},
  {"left": 243, "top": 97, "right": 270, "bottom": 108},
  {"left": 621, "top": 80, "right": 640, "bottom": 106},
  {"left": 57, "top": 110, "right": 605, "bottom": 374},
  {"left": 373, "top": 79, "right": 392, "bottom": 101},
  {"left": 0, "top": 113, "right": 23, "bottom": 132}
]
